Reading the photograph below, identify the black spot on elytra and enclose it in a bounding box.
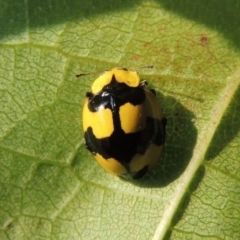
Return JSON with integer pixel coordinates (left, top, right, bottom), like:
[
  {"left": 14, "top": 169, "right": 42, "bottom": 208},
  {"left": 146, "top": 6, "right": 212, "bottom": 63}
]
[
  {"left": 154, "top": 117, "right": 167, "bottom": 146},
  {"left": 88, "top": 75, "right": 145, "bottom": 112},
  {"left": 84, "top": 116, "right": 166, "bottom": 164}
]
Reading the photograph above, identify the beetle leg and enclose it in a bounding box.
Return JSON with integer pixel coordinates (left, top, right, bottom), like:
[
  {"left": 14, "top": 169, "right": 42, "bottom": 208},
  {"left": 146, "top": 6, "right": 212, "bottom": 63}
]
[{"left": 139, "top": 80, "right": 148, "bottom": 88}]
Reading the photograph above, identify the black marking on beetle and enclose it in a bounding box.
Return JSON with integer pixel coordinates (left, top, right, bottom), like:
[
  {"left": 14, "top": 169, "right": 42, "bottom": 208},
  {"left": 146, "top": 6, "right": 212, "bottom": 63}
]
[
  {"left": 84, "top": 116, "right": 166, "bottom": 164},
  {"left": 87, "top": 75, "right": 146, "bottom": 112},
  {"left": 152, "top": 117, "right": 167, "bottom": 146}
]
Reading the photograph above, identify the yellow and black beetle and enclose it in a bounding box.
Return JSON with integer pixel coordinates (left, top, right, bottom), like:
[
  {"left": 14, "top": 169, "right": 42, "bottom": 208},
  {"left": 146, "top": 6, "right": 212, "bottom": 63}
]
[{"left": 80, "top": 67, "right": 166, "bottom": 179}]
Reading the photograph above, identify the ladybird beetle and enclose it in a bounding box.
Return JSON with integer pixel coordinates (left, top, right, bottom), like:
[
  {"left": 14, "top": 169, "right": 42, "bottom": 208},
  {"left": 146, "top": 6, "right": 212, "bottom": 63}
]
[{"left": 81, "top": 67, "right": 166, "bottom": 179}]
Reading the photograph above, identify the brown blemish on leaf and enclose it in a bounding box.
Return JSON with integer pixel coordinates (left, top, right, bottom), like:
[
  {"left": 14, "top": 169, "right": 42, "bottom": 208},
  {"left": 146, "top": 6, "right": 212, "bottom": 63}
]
[
  {"left": 131, "top": 55, "right": 141, "bottom": 61},
  {"left": 144, "top": 42, "right": 150, "bottom": 47},
  {"left": 200, "top": 34, "right": 209, "bottom": 45}
]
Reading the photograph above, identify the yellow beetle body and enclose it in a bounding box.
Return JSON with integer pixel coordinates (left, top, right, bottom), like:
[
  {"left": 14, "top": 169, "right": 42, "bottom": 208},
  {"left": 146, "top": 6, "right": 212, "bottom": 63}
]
[{"left": 82, "top": 68, "right": 166, "bottom": 179}]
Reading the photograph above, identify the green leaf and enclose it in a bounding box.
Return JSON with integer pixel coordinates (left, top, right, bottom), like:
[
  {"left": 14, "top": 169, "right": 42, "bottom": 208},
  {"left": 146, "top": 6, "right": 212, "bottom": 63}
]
[{"left": 0, "top": 0, "right": 240, "bottom": 239}]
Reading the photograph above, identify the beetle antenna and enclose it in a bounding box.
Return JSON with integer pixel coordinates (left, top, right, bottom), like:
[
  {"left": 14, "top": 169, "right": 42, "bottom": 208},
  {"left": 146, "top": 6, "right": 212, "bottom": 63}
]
[
  {"left": 75, "top": 70, "right": 106, "bottom": 78},
  {"left": 137, "top": 65, "right": 154, "bottom": 69},
  {"left": 75, "top": 73, "right": 91, "bottom": 78},
  {"left": 128, "top": 65, "right": 154, "bottom": 72}
]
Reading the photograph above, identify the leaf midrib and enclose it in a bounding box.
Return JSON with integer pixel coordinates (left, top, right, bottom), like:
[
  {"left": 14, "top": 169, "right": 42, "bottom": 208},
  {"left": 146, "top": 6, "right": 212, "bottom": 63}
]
[{"left": 152, "top": 68, "right": 240, "bottom": 240}]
